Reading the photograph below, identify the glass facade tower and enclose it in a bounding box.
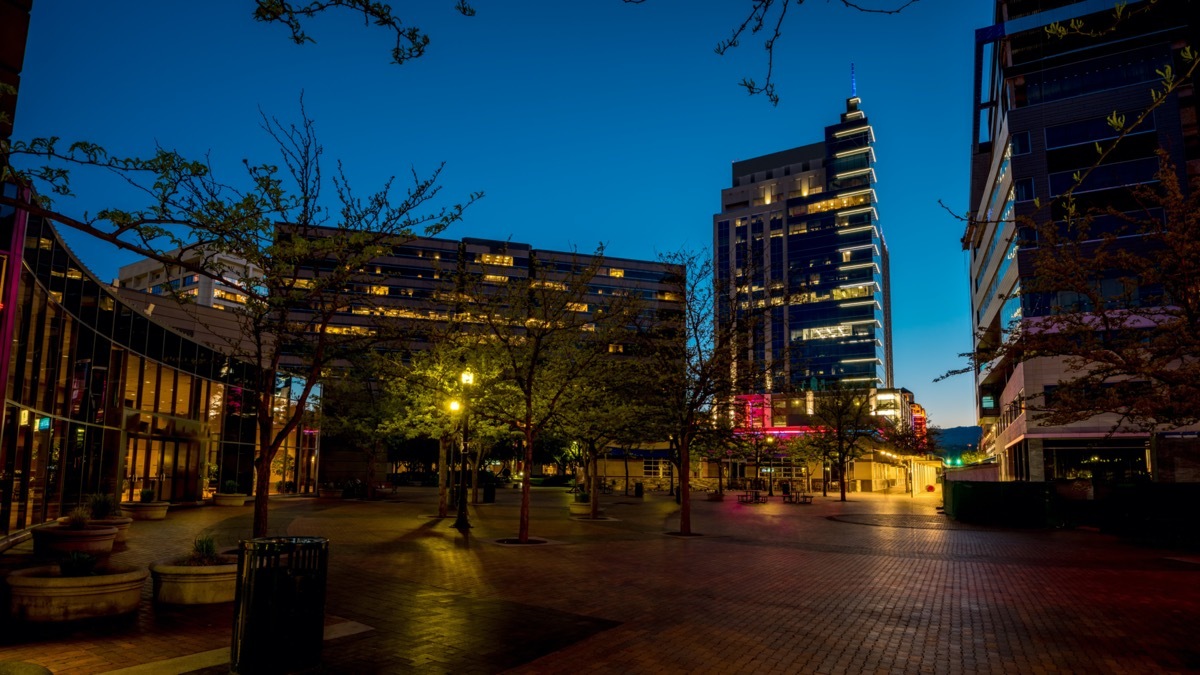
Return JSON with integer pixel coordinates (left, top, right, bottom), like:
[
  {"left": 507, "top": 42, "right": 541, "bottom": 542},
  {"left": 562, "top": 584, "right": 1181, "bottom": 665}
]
[{"left": 714, "top": 96, "right": 893, "bottom": 394}]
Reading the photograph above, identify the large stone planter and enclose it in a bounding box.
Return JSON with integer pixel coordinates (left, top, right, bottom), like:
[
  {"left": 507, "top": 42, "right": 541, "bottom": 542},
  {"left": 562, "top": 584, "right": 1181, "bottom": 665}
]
[
  {"left": 94, "top": 516, "right": 133, "bottom": 543},
  {"left": 149, "top": 557, "right": 238, "bottom": 604},
  {"left": 317, "top": 488, "right": 342, "bottom": 499},
  {"left": 122, "top": 501, "right": 169, "bottom": 520},
  {"left": 212, "top": 493, "right": 247, "bottom": 507},
  {"left": 31, "top": 524, "right": 118, "bottom": 557},
  {"left": 6, "top": 565, "right": 148, "bottom": 622},
  {"left": 56, "top": 516, "right": 133, "bottom": 543}
]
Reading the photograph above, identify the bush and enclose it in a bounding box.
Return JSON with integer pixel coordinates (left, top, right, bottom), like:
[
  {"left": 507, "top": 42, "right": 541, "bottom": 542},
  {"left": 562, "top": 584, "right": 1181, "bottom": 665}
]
[
  {"left": 223, "top": 480, "right": 240, "bottom": 494},
  {"left": 182, "top": 535, "right": 226, "bottom": 566},
  {"left": 139, "top": 489, "right": 156, "bottom": 503},
  {"left": 59, "top": 552, "right": 99, "bottom": 577},
  {"left": 65, "top": 507, "right": 91, "bottom": 529},
  {"left": 88, "top": 493, "right": 122, "bottom": 519}
]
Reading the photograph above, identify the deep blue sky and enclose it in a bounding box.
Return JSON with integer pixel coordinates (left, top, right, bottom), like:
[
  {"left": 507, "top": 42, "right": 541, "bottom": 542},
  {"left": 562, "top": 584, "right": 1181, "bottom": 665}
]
[{"left": 15, "top": 1, "right": 991, "bottom": 428}]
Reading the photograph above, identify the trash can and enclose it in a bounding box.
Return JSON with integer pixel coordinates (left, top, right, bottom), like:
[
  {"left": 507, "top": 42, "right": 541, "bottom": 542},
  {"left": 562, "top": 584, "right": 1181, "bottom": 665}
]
[
  {"left": 231, "top": 537, "right": 329, "bottom": 674},
  {"left": 634, "top": 482, "right": 644, "bottom": 498},
  {"left": 483, "top": 483, "right": 496, "bottom": 503},
  {"left": 781, "top": 482, "right": 791, "bottom": 496}
]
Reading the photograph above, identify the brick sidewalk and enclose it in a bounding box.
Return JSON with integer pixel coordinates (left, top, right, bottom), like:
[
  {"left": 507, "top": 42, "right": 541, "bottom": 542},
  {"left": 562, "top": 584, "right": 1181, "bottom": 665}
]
[{"left": 2, "top": 488, "right": 1198, "bottom": 673}]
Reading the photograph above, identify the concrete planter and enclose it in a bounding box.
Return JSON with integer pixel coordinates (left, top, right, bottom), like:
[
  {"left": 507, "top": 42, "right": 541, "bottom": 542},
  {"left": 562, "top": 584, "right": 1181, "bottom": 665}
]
[
  {"left": 122, "top": 501, "right": 169, "bottom": 520},
  {"left": 707, "top": 492, "right": 726, "bottom": 502},
  {"left": 31, "top": 524, "right": 118, "bottom": 557},
  {"left": 94, "top": 516, "right": 133, "bottom": 542},
  {"left": 149, "top": 557, "right": 238, "bottom": 604},
  {"left": 318, "top": 488, "right": 342, "bottom": 499},
  {"left": 213, "top": 493, "right": 248, "bottom": 507},
  {"left": 6, "top": 565, "right": 148, "bottom": 622},
  {"left": 56, "top": 516, "right": 133, "bottom": 543}
]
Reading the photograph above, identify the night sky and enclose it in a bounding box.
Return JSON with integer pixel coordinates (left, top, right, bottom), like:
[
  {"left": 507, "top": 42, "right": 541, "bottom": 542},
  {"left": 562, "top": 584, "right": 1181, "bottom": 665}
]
[{"left": 14, "top": 1, "right": 992, "bottom": 427}]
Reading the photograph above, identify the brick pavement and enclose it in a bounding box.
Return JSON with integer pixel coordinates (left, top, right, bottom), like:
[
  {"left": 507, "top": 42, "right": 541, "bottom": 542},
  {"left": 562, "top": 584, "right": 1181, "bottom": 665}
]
[{"left": 1, "top": 487, "right": 1198, "bottom": 674}]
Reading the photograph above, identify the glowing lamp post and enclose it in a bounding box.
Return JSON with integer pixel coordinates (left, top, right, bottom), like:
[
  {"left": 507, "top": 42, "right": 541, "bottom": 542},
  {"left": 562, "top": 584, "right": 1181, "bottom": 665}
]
[{"left": 451, "top": 369, "right": 474, "bottom": 530}]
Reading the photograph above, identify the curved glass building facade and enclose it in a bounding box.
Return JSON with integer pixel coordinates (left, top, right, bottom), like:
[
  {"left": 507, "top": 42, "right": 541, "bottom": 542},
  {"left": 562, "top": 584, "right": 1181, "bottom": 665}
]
[{"left": 0, "top": 191, "right": 317, "bottom": 540}]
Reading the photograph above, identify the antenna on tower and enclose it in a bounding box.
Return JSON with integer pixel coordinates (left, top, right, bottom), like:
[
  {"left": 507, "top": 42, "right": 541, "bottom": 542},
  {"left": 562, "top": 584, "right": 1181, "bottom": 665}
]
[{"left": 851, "top": 63, "right": 857, "bottom": 97}]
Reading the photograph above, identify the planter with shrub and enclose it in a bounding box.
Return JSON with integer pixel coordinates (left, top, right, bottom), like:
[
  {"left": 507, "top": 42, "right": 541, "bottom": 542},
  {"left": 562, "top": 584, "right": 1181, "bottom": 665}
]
[
  {"left": 122, "top": 489, "right": 169, "bottom": 520},
  {"left": 214, "top": 480, "right": 248, "bottom": 507},
  {"left": 33, "top": 508, "right": 119, "bottom": 557},
  {"left": 150, "top": 535, "right": 238, "bottom": 604}
]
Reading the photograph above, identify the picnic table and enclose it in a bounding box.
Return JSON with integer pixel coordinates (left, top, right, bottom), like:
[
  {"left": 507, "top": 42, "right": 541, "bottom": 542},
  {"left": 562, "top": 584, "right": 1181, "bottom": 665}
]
[
  {"left": 783, "top": 493, "right": 814, "bottom": 504},
  {"left": 737, "top": 490, "right": 769, "bottom": 504}
]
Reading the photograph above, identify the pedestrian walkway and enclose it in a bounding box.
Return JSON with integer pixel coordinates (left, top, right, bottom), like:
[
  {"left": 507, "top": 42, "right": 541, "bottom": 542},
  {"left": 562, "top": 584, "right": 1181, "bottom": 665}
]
[{"left": 2, "top": 487, "right": 1198, "bottom": 673}]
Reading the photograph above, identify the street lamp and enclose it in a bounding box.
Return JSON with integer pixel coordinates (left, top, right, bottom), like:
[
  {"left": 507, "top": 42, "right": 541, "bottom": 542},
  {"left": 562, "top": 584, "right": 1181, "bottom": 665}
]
[
  {"left": 766, "top": 435, "right": 776, "bottom": 496},
  {"left": 452, "top": 369, "right": 474, "bottom": 530}
]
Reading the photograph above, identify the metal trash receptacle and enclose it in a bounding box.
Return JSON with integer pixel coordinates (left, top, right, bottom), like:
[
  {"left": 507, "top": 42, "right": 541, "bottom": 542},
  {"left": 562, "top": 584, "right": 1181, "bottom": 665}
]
[
  {"left": 634, "top": 482, "right": 644, "bottom": 498},
  {"left": 483, "top": 483, "right": 496, "bottom": 503},
  {"left": 231, "top": 537, "right": 329, "bottom": 674}
]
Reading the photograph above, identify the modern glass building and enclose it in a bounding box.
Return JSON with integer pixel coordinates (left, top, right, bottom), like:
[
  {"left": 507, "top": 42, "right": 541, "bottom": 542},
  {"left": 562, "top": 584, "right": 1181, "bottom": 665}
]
[
  {"left": 0, "top": 190, "right": 317, "bottom": 543},
  {"left": 965, "top": 0, "right": 1197, "bottom": 481},
  {"left": 714, "top": 96, "right": 893, "bottom": 395}
]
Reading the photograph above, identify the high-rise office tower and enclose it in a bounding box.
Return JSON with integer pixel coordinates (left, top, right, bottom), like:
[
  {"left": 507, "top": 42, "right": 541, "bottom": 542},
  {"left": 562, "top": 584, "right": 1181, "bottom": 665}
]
[
  {"left": 714, "top": 95, "right": 893, "bottom": 395},
  {"left": 966, "top": 0, "right": 1197, "bottom": 481}
]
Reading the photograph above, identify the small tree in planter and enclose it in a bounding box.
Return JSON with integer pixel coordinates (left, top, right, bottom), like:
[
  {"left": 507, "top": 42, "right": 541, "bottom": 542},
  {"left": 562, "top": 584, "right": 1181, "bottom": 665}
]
[
  {"left": 214, "top": 480, "right": 248, "bottom": 507},
  {"left": 150, "top": 535, "right": 238, "bottom": 605}
]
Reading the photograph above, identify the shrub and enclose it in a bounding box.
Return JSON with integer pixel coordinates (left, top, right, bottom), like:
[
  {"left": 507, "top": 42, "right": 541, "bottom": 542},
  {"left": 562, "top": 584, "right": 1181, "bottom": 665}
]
[
  {"left": 88, "top": 493, "right": 122, "bottom": 519},
  {"left": 182, "top": 535, "right": 226, "bottom": 566},
  {"left": 65, "top": 507, "right": 91, "bottom": 529},
  {"left": 223, "top": 480, "right": 240, "bottom": 494},
  {"left": 139, "top": 489, "right": 156, "bottom": 503},
  {"left": 59, "top": 552, "right": 99, "bottom": 577}
]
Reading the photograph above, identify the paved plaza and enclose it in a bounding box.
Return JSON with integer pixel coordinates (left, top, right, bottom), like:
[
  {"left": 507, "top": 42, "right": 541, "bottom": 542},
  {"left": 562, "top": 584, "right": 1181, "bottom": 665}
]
[{"left": 2, "top": 486, "right": 1199, "bottom": 674}]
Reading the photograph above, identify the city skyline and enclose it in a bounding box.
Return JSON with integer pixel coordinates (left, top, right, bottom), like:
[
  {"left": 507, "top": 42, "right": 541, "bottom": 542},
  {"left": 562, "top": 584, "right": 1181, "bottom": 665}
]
[{"left": 12, "top": 1, "right": 992, "bottom": 427}]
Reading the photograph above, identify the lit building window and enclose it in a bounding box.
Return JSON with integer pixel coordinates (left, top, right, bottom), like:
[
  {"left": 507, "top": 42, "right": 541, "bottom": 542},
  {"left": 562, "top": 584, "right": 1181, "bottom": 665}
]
[
  {"left": 567, "top": 302, "right": 589, "bottom": 312},
  {"left": 481, "top": 253, "right": 514, "bottom": 266},
  {"left": 367, "top": 285, "right": 389, "bottom": 296},
  {"left": 609, "top": 268, "right": 625, "bottom": 278},
  {"left": 483, "top": 274, "right": 509, "bottom": 284}
]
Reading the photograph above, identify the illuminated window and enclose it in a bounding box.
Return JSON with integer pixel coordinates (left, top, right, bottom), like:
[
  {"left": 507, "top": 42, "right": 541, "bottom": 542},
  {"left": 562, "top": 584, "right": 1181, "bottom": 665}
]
[
  {"left": 567, "top": 302, "right": 588, "bottom": 312},
  {"left": 796, "top": 324, "right": 853, "bottom": 341},
  {"left": 367, "top": 285, "right": 389, "bottom": 296},
  {"left": 532, "top": 280, "right": 567, "bottom": 291},
  {"left": 608, "top": 344, "right": 624, "bottom": 353},
  {"left": 481, "top": 253, "right": 514, "bottom": 266},
  {"left": 609, "top": 268, "right": 625, "bottom": 278},
  {"left": 483, "top": 274, "right": 509, "bottom": 284},
  {"left": 213, "top": 289, "right": 246, "bottom": 304}
]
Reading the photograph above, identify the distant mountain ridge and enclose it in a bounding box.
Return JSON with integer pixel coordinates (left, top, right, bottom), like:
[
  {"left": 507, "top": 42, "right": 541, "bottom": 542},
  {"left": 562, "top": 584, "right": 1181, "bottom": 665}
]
[{"left": 937, "top": 425, "right": 982, "bottom": 452}]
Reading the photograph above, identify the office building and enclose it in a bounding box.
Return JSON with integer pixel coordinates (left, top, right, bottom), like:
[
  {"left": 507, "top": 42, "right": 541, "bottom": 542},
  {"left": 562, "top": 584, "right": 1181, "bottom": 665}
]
[
  {"left": 965, "top": 0, "right": 1197, "bottom": 481},
  {"left": 0, "top": 201, "right": 318, "bottom": 544},
  {"left": 117, "top": 249, "right": 260, "bottom": 311},
  {"left": 714, "top": 95, "right": 893, "bottom": 395}
]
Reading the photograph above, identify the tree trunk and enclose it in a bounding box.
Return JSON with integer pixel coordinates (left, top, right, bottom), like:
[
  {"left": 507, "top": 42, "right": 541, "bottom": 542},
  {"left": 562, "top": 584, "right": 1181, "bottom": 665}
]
[
  {"left": 589, "top": 452, "right": 600, "bottom": 520},
  {"left": 717, "top": 460, "right": 724, "bottom": 496},
  {"left": 519, "top": 432, "right": 533, "bottom": 543},
  {"left": 839, "top": 454, "right": 848, "bottom": 502},
  {"left": 366, "top": 441, "right": 380, "bottom": 499},
  {"left": 437, "top": 436, "right": 449, "bottom": 518},
  {"left": 252, "top": 399, "right": 275, "bottom": 538},
  {"left": 679, "top": 437, "right": 692, "bottom": 535},
  {"left": 623, "top": 456, "right": 630, "bottom": 496}
]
